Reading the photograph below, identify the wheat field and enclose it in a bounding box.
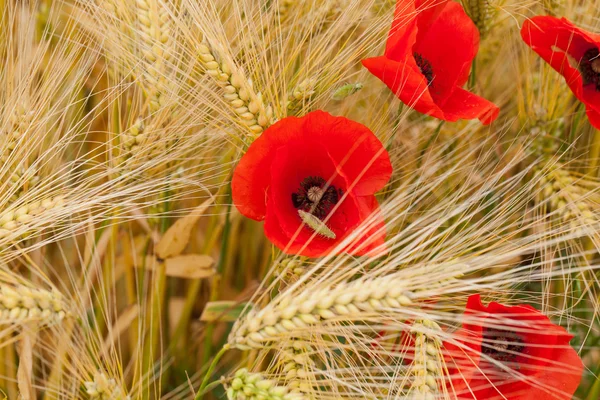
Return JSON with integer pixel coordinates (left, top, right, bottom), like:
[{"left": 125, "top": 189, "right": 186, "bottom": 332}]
[{"left": 0, "top": 0, "right": 600, "bottom": 399}]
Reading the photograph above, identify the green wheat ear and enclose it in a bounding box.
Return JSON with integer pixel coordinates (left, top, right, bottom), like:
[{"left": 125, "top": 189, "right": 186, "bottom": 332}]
[{"left": 298, "top": 210, "right": 336, "bottom": 239}]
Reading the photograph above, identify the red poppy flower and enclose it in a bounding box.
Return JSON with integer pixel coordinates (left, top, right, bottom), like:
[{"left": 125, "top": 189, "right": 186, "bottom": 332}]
[
  {"left": 231, "top": 110, "right": 392, "bottom": 258},
  {"left": 521, "top": 16, "right": 600, "bottom": 129},
  {"left": 444, "top": 294, "right": 583, "bottom": 400},
  {"left": 361, "top": 0, "right": 499, "bottom": 125}
]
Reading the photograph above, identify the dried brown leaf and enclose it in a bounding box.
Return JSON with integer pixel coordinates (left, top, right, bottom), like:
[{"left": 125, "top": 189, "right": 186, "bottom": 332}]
[
  {"left": 143, "top": 254, "right": 215, "bottom": 279},
  {"left": 155, "top": 198, "right": 213, "bottom": 259}
]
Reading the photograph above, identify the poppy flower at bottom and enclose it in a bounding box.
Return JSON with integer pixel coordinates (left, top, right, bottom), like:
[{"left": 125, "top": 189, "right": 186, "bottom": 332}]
[{"left": 444, "top": 295, "right": 583, "bottom": 400}]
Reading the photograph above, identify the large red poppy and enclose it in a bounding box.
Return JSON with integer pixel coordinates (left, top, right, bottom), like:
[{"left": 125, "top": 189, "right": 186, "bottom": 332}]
[
  {"left": 521, "top": 16, "right": 600, "bottom": 129},
  {"left": 361, "top": 0, "right": 499, "bottom": 125},
  {"left": 444, "top": 294, "right": 583, "bottom": 399},
  {"left": 231, "top": 110, "right": 392, "bottom": 258}
]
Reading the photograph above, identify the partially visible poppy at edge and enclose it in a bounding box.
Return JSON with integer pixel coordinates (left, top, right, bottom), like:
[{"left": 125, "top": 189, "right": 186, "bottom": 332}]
[
  {"left": 231, "top": 110, "right": 392, "bottom": 258},
  {"left": 521, "top": 16, "right": 600, "bottom": 130},
  {"left": 444, "top": 294, "right": 584, "bottom": 400},
  {"left": 362, "top": 0, "right": 499, "bottom": 125}
]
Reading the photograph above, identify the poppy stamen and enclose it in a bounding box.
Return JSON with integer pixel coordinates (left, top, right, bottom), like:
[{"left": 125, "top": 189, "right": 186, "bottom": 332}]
[
  {"left": 579, "top": 48, "right": 600, "bottom": 91},
  {"left": 413, "top": 52, "right": 434, "bottom": 85},
  {"left": 482, "top": 327, "right": 525, "bottom": 363},
  {"left": 291, "top": 176, "right": 342, "bottom": 220}
]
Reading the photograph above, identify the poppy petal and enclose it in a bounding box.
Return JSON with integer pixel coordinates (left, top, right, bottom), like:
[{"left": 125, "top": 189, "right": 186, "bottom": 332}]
[
  {"left": 521, "top": 17, "right": 593, "bottom": 100},
  {"left": 303, "top": 111, "right": 393, "bottom": 196},
  {"left": 438, "top": 87, "right": 500, "bottom": 125},
  {"left": 413, "top": 1, "right": 478, "bottom": 95},
  {"left": 450, "top": 295, "right": 584, "bottom": 400},
  {"left": 586, "top": 105, "right": 600, "bottom": 130},
  {"left": 386, "top": 0, "right": 419, "bottom": 61},
  {"left": 344, "top": 195, "right": 388, "bottom": 256},
  {"left": 267, "top": 140, "right": 362, "bottom": 257},
  {"left": 231, "top": 116, "right": 304, "bottom": 221},
  {"left": 362, "top": 56, "right": 444, "bottom": 118}
]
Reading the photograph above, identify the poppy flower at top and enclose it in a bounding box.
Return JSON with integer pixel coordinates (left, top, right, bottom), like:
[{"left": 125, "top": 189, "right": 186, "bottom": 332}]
[
  {"left": 443, "top": 294, "right": 583, "bottom": 400},
  {"left": 361, "top": 0, "right": 499, "bottom": 125},
  {"left": 231, "top": 110, "right": 392, "bottom": 258},
  {"left": 521, "top": 16, "right": 600, "bottom": 129}
]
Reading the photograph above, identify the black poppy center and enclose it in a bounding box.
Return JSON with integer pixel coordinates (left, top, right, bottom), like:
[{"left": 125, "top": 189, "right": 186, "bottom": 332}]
[
  {"left": 482, "top": 327, "right": 525, "bottom": 363},
  {"left": 291, "top": 176, "right": 342, "bottom": 219},
  {"left": 414, "top": 52, "right": 434, "bottom": 85},
  {"left": 579, "top": 48, "right": 600, "bottom": 91}
]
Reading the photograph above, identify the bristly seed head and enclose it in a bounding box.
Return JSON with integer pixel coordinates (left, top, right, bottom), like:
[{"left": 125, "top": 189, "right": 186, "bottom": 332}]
[
  {"left": 291, "top": 176, "right": 342, "bottom": 220},
  {"left": 414, "top": 52, "right": 434, "bottom": 85},
  {"left": 579, "top": 48, "right": 600, "bottom": 91},
  {"left": 482, "top": 327, "right": 525, "bottom": 363}
]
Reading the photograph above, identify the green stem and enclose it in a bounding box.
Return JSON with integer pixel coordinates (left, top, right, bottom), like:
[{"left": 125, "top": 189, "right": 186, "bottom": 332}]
[
  {"left": 469, "top": 57, "right": 477, "bottom": 90},
  {"left": 195, "top": 345, "right": 230, "bottom": 400},
  {"left": 417, "top": 121, "right": 445, "bottom": 167},
  {"left": 585, "top": 361, "right": 600, "bottom": 400},
  {"left": 201, "top": 187, "right": 233, "bottom": 369},
  {"left": 586, "top": 129, "right": 600, "bottom": 178}
]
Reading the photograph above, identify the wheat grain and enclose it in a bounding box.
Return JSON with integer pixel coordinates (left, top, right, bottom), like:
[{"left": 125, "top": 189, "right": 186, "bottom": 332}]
[
  {"left": 535, "top": 163, "right": 595, "bottom": 227},
  {"left": 137, "top": 0, "right": 172, "bottom": 112},
  {"left": 226, "top": 368, "right": 305, "bottom": 400},
  {"left": 279, "top": 341, "right": 316, "bottom": 396},
  {"left": 229, "top": 275, "right": 414, "bottom": 349},
  {"left": 84, "top": 372, "right": 131, "bottom": 400},
  {"left": 0, "top": 285, "right": 67, "bottom": 325},
  {"left": 461, "top": 0, "right": 492, "bottom": 36},
  {"left": 286, "top": 78, "right": 317, "bottom": 116},
  {"left": 0, "top": 195, "right": 66, "bottom": 239},
  {"left": 198, "top": 41, "right": 274, "bottom": 137},
  {"left": 542, "top": 0, "right": 562, "bottom": 15},
  {"left": 407, "top": 320, "right": 443, "bottom": 400},
  {"left": 276, "top": 258, "right": 307, "bottom": 281}
]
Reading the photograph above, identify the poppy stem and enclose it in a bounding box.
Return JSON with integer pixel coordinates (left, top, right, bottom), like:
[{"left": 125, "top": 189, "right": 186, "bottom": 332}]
[
  {"left": 196, "top": 344, "right": 230, "bottom": 399},
  {"left": 200, "top": 186, "right": 233, "bottom": 373},
  {"left": 418, "top": 121, "right": 445, "bottom": 167},
  {"left": 582, "top": 129, "right": 600, "bottom": 262},
  {"left": 586, "top": 129, "right": 600, "bottom": 178},
  {"left": 386, "top": 103, "right": 404, "bottom": 152},
  {"left": 469, "top": 58, "right": 477, "bottom": 90}
]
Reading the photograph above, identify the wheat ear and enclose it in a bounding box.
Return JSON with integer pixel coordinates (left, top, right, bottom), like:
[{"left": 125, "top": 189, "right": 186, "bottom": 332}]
[
  {"left": 285, "top": 78, "right": 317, "bottom": 116},
  {"left": 407, "top": 320, "right": 444, "bottom": 400},
  {"left": 229, "top": 275, "right": 413, "bottom": 349},
  {"left": 536, "top": 163, "right": 595, "bottom": 227},
  {"left": 226, "top": 368, "right": 305, "bottom": 400},
  {"left": 461, "top": 0, "right": 492, "bottom": 36},
  {"left": 279, "top": 341, "right": 316, "bottom": 396},
  {"left": 542, "top": 0, "right": 562, "bottom": 15},
  {"left": 0, "top": 195, "right": 66, "bottom": 239},
  {"left": 198, "top": 41, "right": 274, "bottom": 137},
  {"left": 0, "top": 285, "right": 67, "bottom": 325},
  {"left": 2, "top": 103, "right": 39, "bottom": 203},
  {"left": 84, "top": 372, "right": 131, "bottom": 400},
  {"left": 137, "top": 0, "right": 172, "bottom": 112}
]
